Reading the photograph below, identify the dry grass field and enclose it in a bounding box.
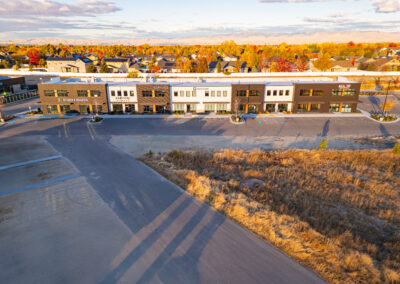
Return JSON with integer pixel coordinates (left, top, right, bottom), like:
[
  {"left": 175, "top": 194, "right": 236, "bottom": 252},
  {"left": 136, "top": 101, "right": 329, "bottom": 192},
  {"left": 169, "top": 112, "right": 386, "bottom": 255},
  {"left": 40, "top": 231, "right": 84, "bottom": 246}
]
[{"left": 141, "top": 149, "right": 400, "bottom": 284}]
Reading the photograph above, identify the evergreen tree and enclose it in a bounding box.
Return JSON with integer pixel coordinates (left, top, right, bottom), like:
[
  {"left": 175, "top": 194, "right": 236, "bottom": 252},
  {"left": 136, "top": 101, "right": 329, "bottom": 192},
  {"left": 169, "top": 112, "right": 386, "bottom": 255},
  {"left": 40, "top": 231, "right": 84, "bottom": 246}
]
[
  {"left": 217, "top": 61, "right": 222, "bottom": 73},
  {"left": 100, "top": 60, "right": 108, "bottom": 73},
  {"left": 87, "top": 64, "right": 97, "bottom": 73}
]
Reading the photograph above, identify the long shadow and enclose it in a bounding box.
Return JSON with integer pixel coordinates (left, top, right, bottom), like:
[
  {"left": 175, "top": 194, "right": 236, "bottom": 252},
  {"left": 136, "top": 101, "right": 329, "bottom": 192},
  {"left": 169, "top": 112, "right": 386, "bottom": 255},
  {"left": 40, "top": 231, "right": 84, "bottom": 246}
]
[
  {"left": 379, "top": 123, "right": 391, "bottom": 136},
  {"left": 100, "top": 197, "right": 198, "bottom": 284},
  {"left": 137, "top": 205, "right": 224, "bottom": 284},
  {"left": 367, "top": 95, "right": 381, "bottom": 112},
  {"left": 321, "top": 119, "right": 330, "bottom": 137}
]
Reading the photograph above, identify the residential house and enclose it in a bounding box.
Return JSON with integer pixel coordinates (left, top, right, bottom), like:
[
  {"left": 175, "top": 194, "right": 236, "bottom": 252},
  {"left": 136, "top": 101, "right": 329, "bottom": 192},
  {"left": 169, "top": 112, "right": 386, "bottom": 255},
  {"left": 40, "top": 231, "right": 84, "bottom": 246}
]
[
  {"left": 46, "top": 55, "right": 93, "bottom": 73},
  {"left": 222, "top": 54, "right": 240, "bottom": 62},
  {"left": 104, "top": 58, "right": 130, "bottom": 73},
  {"left": 329, "top": 60, "right": 358, "bottom": 72},
  {"left": 157, "top": 59, "right": 178, "bottom": 73},
  {"left": 208, "top": 61, "right": 248, "bottom": 73}
]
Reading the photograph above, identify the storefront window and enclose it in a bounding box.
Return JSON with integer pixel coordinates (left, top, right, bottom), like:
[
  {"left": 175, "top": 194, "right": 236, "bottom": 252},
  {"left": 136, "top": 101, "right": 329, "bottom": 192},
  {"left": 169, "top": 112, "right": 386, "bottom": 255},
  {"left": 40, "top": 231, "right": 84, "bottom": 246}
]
[{"left": 265, "top": 104, "right": 275, "bottom": 112}]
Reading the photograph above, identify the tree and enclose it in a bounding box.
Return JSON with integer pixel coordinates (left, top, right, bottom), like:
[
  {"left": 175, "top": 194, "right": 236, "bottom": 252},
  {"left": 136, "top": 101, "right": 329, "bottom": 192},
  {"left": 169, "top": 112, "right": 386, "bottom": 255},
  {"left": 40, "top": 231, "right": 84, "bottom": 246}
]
[
  {"left": 28, "top": 48, "right": 40, "bottom": 66},
  {"left": 100, "top": 60, "right": 108, "bottom": 73},
  {"left": 295, "top": 58, "right": 307, "bottom": 72},
  {"left": 217, "top": 60, "right": 222, "bottom": 73},
  {"left": 313, "top": 54, "right": 332, "bottom": 71},
  {"left": 235, "top": 59, "right": 241, "bottom": 73},
  {"left": 150, "top": 65, "right": 162, "bottom": 73},
  {"left": 381, "top": 100, "right": 397, "bottom": 112},
  {"left": 2, "top": 61, "right": 9, "bottom": 69},
  {"left": 195, "top": 57, "right": 208, "bottom": 73},
  {"left": 38, "top": 59, "right": 46, "bottom": 67},
  {"left": 276, "top": 57, "right": 292, "bottom": 72},
  {"left": 367, "top": 63, "right": 376, "bottom": 71},
  {"left": 87, "top": 64, "right": 97, "bottom": 73}
]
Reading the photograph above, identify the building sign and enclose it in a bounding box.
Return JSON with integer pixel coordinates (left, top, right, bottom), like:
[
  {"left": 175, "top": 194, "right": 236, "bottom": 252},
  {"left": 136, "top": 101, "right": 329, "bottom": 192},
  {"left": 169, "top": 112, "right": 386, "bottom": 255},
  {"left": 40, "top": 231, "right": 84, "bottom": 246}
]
[
  {"left": 339, "top": 84, "right": 351, "bottom": 89},
  {"left": 58, "top": 98, "right": 89, "bottom": 102},
  {"left": 111, "top": 96, "right": 133, "bottom": 103}
]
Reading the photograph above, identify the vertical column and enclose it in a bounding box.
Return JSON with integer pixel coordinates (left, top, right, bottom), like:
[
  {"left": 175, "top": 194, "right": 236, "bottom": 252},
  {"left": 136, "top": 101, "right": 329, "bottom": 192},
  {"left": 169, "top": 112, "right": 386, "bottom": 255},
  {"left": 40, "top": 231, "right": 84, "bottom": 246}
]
[
  {"left": 246, "top": 89, "right": 249, "bottom": 114},
  {"left": 152, "top": 90, "right": 156, "bottom": 113},
  {"left": 307, "top": 89, "right": 313, "bottom": 112},
  {"left": 54, "top": 90, "right": 61, "bottom": 114},
  {"left": 88, "top": 90, "right": 92, "bottom": 113}
]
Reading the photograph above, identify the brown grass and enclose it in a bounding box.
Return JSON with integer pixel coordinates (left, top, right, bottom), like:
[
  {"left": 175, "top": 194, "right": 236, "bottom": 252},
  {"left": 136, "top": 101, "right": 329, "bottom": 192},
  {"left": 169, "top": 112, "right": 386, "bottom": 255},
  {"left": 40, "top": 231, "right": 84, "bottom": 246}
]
[{"left": 140, "top": 149, "right": 400, "bottom": 284}]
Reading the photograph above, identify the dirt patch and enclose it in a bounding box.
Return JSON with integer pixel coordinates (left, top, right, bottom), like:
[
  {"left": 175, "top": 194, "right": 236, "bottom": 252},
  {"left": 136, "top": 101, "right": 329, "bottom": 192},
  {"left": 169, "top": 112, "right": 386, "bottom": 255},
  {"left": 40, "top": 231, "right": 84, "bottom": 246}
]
[{"left": 141, "top": 149, "right": 400, "bottom": 284}]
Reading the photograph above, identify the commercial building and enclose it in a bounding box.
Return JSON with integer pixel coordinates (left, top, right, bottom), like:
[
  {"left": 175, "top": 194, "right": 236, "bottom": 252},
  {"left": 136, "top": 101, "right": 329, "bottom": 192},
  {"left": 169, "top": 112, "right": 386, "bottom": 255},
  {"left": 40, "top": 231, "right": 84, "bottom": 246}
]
[
  {"left": 38, "top": 79, "right": 108, "bottom": 114},
  {"left": 38, "top": 77, "right": 360, "bottom": 115}
]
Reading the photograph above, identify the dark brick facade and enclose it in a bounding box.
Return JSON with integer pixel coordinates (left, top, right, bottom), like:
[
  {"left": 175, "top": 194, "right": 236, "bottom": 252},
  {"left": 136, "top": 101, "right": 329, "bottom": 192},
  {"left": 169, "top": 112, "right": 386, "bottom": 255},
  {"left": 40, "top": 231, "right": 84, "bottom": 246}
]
[
  {"left": 38, "top": 83, "right": 108, "bottom": 114},
  {"left": 231, "top": 84, "right": 265, "bottom": 113},
  {"left": 293, "top": 82, "right": 361, "bottom": 113},
  {"left": 136, "top": 84, "right": 170, "bottom": 113}
]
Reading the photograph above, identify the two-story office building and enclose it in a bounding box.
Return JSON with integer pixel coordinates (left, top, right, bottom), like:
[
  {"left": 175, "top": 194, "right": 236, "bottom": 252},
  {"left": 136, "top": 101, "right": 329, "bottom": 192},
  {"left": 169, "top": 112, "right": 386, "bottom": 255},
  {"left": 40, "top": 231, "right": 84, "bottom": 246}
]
[
  {"left": 38, "top": 78, "right": 361, "bottom": 115},
  {"left": 170, "top": 82, "right": 232, "bottom": 113},
  {"left": 38, "top": 80, "right": 108, "bottom": 114},
  {"left": 108, "top": 82, "right": 138, "bottom": 113}
]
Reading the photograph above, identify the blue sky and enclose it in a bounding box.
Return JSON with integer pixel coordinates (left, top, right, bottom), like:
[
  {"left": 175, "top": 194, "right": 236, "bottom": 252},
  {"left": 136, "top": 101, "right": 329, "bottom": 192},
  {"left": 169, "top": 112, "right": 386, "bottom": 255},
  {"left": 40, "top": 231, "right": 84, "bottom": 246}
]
[{"left": 0, "top": 0, "right": 399, "bottom": 40}]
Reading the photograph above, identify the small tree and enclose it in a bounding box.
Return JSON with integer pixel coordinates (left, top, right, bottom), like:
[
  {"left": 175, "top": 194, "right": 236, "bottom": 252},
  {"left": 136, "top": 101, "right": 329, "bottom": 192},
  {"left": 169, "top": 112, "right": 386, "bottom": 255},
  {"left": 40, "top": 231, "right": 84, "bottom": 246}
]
[
  {"left": 100, "top": 60, "right": 108, "bottom": 73},
  {"left": 381, "top": 100, "right": 397, "bottom": 112},
  {"left": 319, "top": 138, "right": 328, "bottom": 151},
  {"left": 313, "top": 54, "right": 332, "bottom": 71},
  {"left": 87, "top": 64, "right": 97, "bottom": 73},
  {"left": 217, "top": 61, "right": 222, "bottom": 73},
  {"left": 393, "top": 143, "right": 400, "bottom": 155},
  {"left": 3, "top": 61, "right": 9, "bottom": 69},
  {"left": 235, "top": 59, "right": 241, "bottom": 73}
]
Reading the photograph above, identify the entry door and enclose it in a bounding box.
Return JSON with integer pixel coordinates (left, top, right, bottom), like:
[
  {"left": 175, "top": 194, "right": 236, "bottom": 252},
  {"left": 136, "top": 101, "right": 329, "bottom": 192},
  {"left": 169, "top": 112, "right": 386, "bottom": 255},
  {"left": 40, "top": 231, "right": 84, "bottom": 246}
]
[
  {"left": 248, "top": 105, "right": 257, "bottom": 113},
  {"left": 186, "top": 104, "right": 190, "bottom": 113}
]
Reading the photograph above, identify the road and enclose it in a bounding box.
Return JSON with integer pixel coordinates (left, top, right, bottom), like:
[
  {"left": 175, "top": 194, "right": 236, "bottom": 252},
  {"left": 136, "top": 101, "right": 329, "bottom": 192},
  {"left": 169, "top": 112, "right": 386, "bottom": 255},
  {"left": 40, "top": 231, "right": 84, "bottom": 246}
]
[
  {"left": 0, "top": 102, "right": 328, "bottom": 282},
  {"left": 1, "top": 97, "right": 40, "bottom": 116}
]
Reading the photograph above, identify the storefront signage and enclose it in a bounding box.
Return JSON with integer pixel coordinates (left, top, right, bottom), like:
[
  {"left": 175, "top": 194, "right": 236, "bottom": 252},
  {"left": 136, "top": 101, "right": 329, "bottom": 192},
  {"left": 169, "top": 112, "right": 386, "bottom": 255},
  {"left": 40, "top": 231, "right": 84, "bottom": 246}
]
[
  {"left": 338, "top": 84, "right": 351, "bottom": 89},
  {"left": 58, "top": 98, "right": 89, "bottom": 102},
  {"left": 111, "top": 97, "right": 133, "bottom": 102}
]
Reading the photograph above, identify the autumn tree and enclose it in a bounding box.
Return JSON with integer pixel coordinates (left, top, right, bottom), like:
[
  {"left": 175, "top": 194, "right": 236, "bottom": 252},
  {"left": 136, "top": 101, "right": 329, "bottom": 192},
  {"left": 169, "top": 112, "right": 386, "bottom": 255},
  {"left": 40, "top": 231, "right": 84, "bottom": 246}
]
[
  {"left": 99, "top": 60, "right": 108, "bottom": 73},
  {"left": 28, "top": 48, "right": 40, "bottom": 66},
  {"left": 313, "top": 54, "right": 332, "bottom": 71},
  {"left": 217, "top": 60, "right": 222, "bottom": 73},
  {"left": 235, "top": 59, "right": 241, "bottom": 73},
  {"left": 87, "top": 64, "right": 97, "bottom": 73},
  {"left": 295, "top": 58, "right": 307, "bottom": 72},
  {"left": 196, "top": 57, "right": 208, "bottom": 73},
  {"left": 276, "top": 57, "right": 292, "bottom": 72},
  {"left": 38, "top": 59, "right": 46, "bottom": 67}
]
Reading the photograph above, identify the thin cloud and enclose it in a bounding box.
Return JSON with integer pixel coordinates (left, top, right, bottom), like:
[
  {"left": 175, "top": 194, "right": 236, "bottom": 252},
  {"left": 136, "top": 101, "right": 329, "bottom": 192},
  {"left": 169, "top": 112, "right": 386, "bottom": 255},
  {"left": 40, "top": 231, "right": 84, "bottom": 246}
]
[
  {"left": 0, "top": 0, "right": 121, "bottom": 17},
  {"left": 259, "top": 0, "right": 400, "bottom": 13}
]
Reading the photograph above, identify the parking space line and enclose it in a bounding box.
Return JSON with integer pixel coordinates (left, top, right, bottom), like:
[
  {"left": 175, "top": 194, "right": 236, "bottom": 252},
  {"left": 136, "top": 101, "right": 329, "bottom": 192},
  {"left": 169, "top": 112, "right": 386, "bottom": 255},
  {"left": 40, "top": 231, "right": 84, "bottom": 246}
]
[
  {"left": 0, "top": 155, "right": 62, "bottom": 171},
  {"left": 0, "top": 174, "right": 80, "bottom": 198}
]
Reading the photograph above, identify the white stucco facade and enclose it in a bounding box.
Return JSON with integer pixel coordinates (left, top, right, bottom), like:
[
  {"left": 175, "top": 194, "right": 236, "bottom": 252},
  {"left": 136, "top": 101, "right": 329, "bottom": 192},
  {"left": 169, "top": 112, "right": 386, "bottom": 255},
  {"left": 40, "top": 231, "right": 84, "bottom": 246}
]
[
  {"left": 264, "top": 83, "right": 294, "bottom": 112},
  {"left": 107, "top": 83, "right": 138, "bottom": 112},
  {"left": 170, "top": 83, "right": 232, "bottom": 113}
]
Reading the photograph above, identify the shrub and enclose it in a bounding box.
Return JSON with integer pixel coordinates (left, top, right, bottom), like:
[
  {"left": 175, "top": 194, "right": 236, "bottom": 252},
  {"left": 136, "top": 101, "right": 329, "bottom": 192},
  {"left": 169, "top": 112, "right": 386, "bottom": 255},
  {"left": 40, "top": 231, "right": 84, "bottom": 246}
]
[
  {"left": 393, "top": 142, "right": 400, "bottom": 154},
  {"left": 167, "top": 149, "right": 182, "bottom": 159},
  {"left": 319, "top": 138, "right": 328, "bottom": 150},
  {"left": 2, "top": 114, "right": 16, "bottom": 121},
  {"left": 223, "top": 71, "right": 231, "bottom": 75}
]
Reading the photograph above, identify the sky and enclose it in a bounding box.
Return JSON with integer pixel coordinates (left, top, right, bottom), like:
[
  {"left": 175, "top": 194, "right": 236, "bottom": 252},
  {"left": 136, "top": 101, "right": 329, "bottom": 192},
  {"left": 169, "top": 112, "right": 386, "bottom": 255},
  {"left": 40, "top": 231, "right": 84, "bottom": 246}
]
[{"left": 0, "top": 0, "right": 399, "bottom": 41}]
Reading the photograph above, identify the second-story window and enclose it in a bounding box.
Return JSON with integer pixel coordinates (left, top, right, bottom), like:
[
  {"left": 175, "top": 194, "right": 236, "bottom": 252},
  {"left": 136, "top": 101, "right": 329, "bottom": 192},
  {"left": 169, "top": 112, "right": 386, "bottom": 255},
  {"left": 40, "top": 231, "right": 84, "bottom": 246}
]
[
  {"left": 44, "top": 90, "right": 55, "bottom": 97},
  {"left": 91, "top": 90, "right": 101, "bottom": 97},
  {"left": 111, "top": 90, "right": 116, "bottom": 96},
  {"left": 155, "top": 91, "right": 165, "bottom": 97},
  {"left": 117, "top": 90, "right": 122, "bottom": 96},
  {"left": 142, "top": 90, "right": 152, "bottom": 97},
  {"left": 174, "top": 91, "right": 178, "bottom": 97},
  {"left": 57, "top": 90, "right": 69, "bottom": 97},
  {"left": 273, "top": 90, "right": 277, "bottom": 96},
  {"left": 130, "top": 91, "right": 134, "bottom": 97},
  {"left": 285, "top": 90, "right": 289, "bottom": 96},
  {"left": 249, "top": 90, "right": 258, "bottom": 96},
  {"left": 205, "top": 91, "right": 209, "bottom": 97},
  {"left": 124, "top": 91, "right": 128, "bottom": 97},
  {"left": 237, "top": 90, "right": 247, "bottom": 96},
  {"left": 267, "top": 90, "right": 271, "bottom": 96},
  {"left": 279, "top": 90, "right": 283, "bottom": 96},
  {"left": 78, "top": 90, "right": 88, "bottom": 97},
  {"left": 223, "top": 91, "right": 227, "bottom": 97}
]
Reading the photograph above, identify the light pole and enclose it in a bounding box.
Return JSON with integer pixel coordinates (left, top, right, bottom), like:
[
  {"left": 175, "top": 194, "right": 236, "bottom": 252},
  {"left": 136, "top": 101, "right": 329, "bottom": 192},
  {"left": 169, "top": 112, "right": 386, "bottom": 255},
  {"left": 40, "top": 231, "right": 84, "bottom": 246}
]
[{"left": 0, "top": 96, "right": 4, "bottom": 123}]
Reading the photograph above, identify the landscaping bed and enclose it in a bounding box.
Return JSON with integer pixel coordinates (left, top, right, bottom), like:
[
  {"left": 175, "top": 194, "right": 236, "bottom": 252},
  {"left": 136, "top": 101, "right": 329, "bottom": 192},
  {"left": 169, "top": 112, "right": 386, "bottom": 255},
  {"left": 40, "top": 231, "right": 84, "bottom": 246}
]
[{"left": 141, "top": 149, "right": 400, "bottom": 284}]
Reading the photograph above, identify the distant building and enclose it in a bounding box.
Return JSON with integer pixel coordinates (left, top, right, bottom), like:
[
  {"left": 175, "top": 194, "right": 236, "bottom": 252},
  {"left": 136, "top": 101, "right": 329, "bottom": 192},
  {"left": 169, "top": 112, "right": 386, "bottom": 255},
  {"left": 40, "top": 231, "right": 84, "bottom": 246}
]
[
  {"left": 104, "top": 58, "right": 130, "bottom": 73},
  {"left": 46, "top": 56, "right": 93, "bottom": 73},
  {"left": 330, "top": 61, "right": 358, "bottom": 72},
  {"left": 208, "top": 61, "right": 247, "bottom": 73}
]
